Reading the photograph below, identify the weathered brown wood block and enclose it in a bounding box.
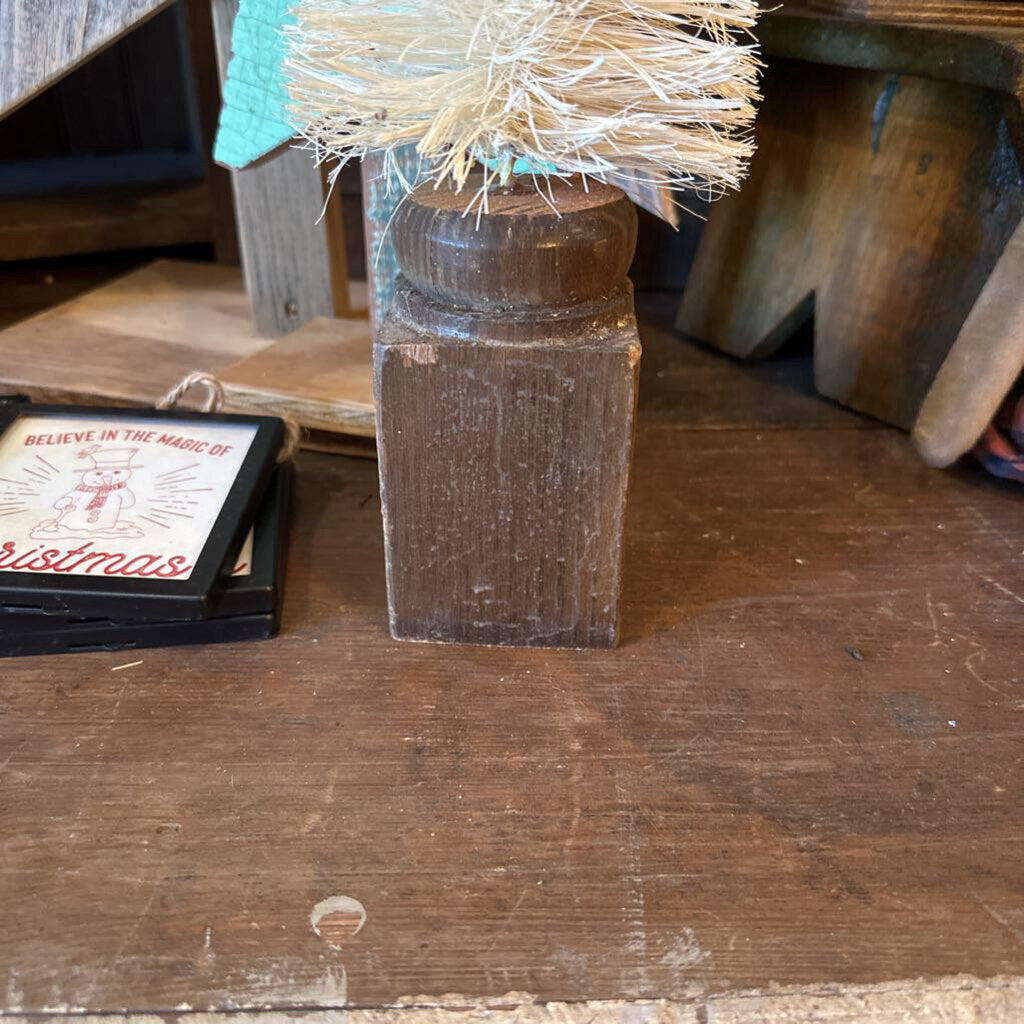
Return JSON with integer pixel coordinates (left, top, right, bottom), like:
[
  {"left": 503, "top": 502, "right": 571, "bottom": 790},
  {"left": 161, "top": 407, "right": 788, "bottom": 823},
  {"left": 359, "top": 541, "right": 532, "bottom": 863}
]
[
  {"left": 678, "top": 54, "right": 1024, "bottom": 432},
  {"left": 374, "top": 178, "right": 641, "bottom": 649}
]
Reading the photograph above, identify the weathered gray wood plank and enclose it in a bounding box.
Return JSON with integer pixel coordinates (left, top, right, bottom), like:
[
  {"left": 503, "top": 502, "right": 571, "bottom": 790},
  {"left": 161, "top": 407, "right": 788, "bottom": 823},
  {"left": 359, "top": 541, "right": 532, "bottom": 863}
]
[
  {"left": 0, "top": 0, "right": 174, "bottom": 119},
  {"left": 210, "top": 0, "right": 338, "bottom": 337}
]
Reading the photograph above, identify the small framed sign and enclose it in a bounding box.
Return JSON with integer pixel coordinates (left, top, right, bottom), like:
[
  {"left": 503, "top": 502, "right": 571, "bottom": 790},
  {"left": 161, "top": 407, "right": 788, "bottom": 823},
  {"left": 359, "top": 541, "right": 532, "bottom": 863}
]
[
  {"left": 0, "top": 466, "right": 292, "bottom": 657},
  {"left": 0, "top": 463, "right": 292, "bottom": 635},
  {"left": 0, "top": 404, "right": 283, "bottom": 618}
]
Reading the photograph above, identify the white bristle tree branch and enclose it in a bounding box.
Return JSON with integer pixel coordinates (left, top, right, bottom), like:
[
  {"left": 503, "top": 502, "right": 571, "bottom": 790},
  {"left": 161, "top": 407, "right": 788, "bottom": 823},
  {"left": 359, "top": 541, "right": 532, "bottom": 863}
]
[{"left": 283, "top": 0, "right": 761, "bottom": 217}]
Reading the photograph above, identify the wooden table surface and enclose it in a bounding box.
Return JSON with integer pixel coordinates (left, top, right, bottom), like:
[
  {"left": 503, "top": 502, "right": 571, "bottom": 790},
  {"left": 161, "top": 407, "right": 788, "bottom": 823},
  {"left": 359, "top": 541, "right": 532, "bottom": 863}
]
[{"left": 2, "top": 296, "right": 1023, "bottom": 1022}]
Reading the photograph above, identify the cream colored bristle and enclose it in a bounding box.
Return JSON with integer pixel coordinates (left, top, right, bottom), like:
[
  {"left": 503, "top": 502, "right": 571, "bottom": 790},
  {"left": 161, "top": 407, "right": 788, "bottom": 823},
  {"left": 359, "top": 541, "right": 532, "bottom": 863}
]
[{"left": 283, "top": 0, "right": 762, "bottom": 217}]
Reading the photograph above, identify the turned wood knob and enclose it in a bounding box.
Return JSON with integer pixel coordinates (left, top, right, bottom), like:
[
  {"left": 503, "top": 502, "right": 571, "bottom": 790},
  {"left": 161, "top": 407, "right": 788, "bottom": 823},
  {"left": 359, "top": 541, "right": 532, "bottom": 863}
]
[{"left": 392, "top": 175, "right": 638, "bottom": 312}]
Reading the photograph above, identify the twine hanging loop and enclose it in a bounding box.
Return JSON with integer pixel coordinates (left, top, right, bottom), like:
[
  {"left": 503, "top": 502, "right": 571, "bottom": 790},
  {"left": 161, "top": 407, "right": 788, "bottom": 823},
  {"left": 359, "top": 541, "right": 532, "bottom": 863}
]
[
  {"left": 157, "top": 371, "right": 225, "bottom": 414},
  {"left": 157, "top": 371, "right": 301, "bottom": 463}
]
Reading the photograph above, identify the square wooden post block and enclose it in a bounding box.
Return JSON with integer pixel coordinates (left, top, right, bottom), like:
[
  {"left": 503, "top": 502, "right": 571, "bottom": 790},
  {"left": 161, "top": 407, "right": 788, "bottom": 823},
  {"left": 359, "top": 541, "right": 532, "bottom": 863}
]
[{"left": 374, "top": 178, "right": 641, "bottom": 649}]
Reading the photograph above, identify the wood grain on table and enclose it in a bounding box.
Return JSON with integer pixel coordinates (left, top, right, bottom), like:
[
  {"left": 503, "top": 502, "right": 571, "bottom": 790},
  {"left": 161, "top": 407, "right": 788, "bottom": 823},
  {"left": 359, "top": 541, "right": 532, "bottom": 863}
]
[{"left": 1, "top": 296, "right": 1023, "bottom": 1019}]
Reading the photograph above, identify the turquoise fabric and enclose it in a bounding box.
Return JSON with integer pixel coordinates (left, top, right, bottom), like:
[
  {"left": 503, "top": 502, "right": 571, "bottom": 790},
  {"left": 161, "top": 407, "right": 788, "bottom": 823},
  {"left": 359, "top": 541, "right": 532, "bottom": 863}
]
[{"left": 213, "top": 0, "right": 294, "bottom": 170}]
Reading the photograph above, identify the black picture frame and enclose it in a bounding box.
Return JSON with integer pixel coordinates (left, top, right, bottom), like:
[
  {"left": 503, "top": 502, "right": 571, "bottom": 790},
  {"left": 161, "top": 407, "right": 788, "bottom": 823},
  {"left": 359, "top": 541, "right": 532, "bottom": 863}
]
[
  {"left": 212, "top": 461, "right": 293, "bottom": 618},
  {"left": 0, "top": 463, "right": 293, "bottom": 632},
  {"left": 0, "top": 612, "right": 278, "bottom": 658},
  {"left": 0, "top": 404, "right": 283, "bottom": 619}
]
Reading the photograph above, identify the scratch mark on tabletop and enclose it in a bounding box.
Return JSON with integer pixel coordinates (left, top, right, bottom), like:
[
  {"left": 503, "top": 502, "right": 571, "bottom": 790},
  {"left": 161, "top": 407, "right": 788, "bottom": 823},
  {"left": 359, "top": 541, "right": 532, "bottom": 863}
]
[
  {"left": 658, "top": 928, "right": 710, "bottom": 969},
  {"left": 695, "top": 620, "right": 706, "bottom": 678},
  {"left": 111, "top": 660, "right": 143, "bottom": 672},
  {"left": 74, "top": 677, "right": 131, "bottom": 823},
  {"left": 965, "top": 506, "right": 1021, "bottom": 556},
  {"left": 1, "top": 739, "right": 27, "bottom": 771},
  {"left": 301, "top": 811, "right": 324, "bottom": 834},
  {"left": 980, "top": 575, "right": 1024, "bottom": 606},
  {"left": 610, "top": 686, "right": 651, "bottom": 990},
  {"left": 238, "top": 963, "right": 348, "bottom": 1008},
  {"left": 323, "top": 765, "right": 339, "bottom": 805},
  {"left": 91, "top": 886, "right": 159, "bottom": 1000},
  {"left": 486, "top": 887, "right": 530, "bottom": 952},
  {"left": 640, "top": 740, "right": 707, "bottom": 773},
  {"left": 965, "top": 650, "right": 1012, "bottom": 700},
  {"left": 562, "top": 763, "right": 583, "bottom": 858},
  {"left": 924, "top": 592, "right": 943, "bottom": 647},
  {"left": 975, "top": 898, "right": 1024, "bottom": 946}
]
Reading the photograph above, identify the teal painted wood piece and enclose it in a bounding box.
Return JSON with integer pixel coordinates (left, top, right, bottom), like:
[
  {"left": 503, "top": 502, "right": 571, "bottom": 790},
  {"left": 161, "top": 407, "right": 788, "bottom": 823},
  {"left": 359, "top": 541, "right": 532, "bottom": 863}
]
[{"left": 214, "top": 0, "right": 294, "bottom": 169}]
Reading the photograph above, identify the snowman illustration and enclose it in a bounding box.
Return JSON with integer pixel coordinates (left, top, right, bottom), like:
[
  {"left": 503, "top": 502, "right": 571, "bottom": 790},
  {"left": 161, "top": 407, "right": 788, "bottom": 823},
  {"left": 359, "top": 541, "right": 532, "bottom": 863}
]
[{"left": 32, "top": 446, "right": 145, "bottom": 540}]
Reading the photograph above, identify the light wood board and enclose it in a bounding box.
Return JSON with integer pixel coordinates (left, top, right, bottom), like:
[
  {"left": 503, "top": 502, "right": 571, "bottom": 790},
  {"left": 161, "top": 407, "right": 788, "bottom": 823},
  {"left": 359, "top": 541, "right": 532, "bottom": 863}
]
[
  {"left": 220, "top": 316, "right": 374, "bottom": 437},
  {"left": 0, "top": 259, "right": 261, "bottom": 406},
  {"left": 0, "top": 259, "right": 374, "bottom": 437}
]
